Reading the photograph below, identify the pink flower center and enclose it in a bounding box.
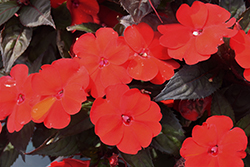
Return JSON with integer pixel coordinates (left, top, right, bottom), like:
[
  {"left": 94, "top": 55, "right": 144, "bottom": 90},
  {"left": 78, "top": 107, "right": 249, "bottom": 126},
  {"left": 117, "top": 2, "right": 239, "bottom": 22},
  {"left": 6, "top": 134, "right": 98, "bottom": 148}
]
[
  {"left": 71, "top": 0, "right": 79, "bottom": 8},
  {"left": 17, "top": 93, "right": 25, "bottom": 105},
  {"left": 55, "top": 89, "right": 64, "bottom": 99},
  {"left": 121, "top": 114, "right": 133, "bottom": 126},
  {"left": 208, "top": 145, "right": 219, "bottom": 156},
  {"left": 99, "top": 57, "right": 109, "bottom": 68},
  {"left": 192, "top": 29, "right": 203, "bottom": 36}
]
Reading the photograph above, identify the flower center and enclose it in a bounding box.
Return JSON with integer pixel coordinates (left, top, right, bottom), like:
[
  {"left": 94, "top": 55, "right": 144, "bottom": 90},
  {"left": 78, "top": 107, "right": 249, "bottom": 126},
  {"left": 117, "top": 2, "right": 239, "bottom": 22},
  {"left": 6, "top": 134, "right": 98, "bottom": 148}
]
[
  {"left": 138, "top": 48, "right": 150, "bottom": 58},
  {"left": 121, "top": 114, "right": 133, "bottom": 126},
  {"left": 17, "top": 93, "right": 25, "bottom": 105},
  {"left": 208, "top": 145, "right": 219, "bottom": 156},
  {"left": 192, "top": 29, "right": 203, "bottom": 36},
  {"left": 71, "top": 0, "right": 79, "bottom": 8},
  {"left": 99, "top": 57, "right": 109, "bottom": 68},
  {"left": 55, "top": 89, "right": 64, "bottom": 99}
]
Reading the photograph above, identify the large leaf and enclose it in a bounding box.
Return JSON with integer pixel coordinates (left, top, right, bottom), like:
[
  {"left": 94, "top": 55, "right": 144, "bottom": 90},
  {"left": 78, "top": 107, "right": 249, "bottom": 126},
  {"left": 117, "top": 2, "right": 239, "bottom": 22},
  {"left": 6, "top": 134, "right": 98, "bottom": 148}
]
[
  {"left": 210, "top": 91, "right": 235, "bottom": 123},
  {"left": 0, "top": 17, "right": 32, "bottom": 72},
  {"left": 155, "top": 58, "right": 224, "bottom": 101},
  {"left": 19, "top": 0, "right": 55, "bottom": 28},
  {"left": 0, "top": 143, "right": 19, "bottom": 167},
  {"left": 238, "top": 7, "right": 250, "bottom": 33},
  {"left": 235, "top": 113, "right": 250, "bottom": 137},
  {"left": 7, "top": 122, "right": 34, "bottom": 154},
  {"left": 120, "top": 0, "right": 161, "bottom": 23},
  {"left": 51, "top": 3, "right": 71, "bottom": 29},
  {"left": 151, "top": 104, "right": 185, "bottom": 156},
  {"left": 121, "top": 149, "right": 154, "bottom": 167},
  {"left": 223, "top": 84, "right": 250, "bottom": 121},
  {"left": 66, "top": 23, "right": 102, "bottom": 32},
  {"left": 219, "top": 0, "right": 245, "bottom": 18},
  {"left": 0, "top": 1, "right": 20, "bottom": 26}
]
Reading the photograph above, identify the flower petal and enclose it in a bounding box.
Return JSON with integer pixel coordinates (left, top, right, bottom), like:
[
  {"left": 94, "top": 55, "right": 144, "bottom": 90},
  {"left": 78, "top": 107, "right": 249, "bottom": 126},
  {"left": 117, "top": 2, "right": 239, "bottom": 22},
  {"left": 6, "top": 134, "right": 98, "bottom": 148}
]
[
  {"left": 96, "top": 28, "right": 118, "bottom": 52},
  {"left": 180, "top": 138, "right": 207, "bottom": 158}
]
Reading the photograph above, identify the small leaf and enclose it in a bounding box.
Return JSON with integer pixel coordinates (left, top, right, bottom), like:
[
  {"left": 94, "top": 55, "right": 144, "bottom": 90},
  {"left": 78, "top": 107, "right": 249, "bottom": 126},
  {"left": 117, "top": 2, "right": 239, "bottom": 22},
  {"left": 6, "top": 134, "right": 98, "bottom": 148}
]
[
  {"left": 151, "top": 104, "right": 185, "bottom": 156},
  {"left": 238, "top": 7, "right": 250, "bottom": 33},
  {"left": 120, "top": 0, "right": 161, "bottom": 23},
  {"left": 155, "top": 58, "right": 224, "bottom": 101},
  {"left": 235, "top": 113, "right": 250, "bottom": 136},
  {"left": 120, "top": 149, "right": 154, "bottom": 167},
  {"left": 0, "top": 1, "right": 20, "bottom": 26},
  {"left": 219, "top": 0, "right": 245, "bottom": 18},
  {"left": 0, "top": 143, "right": 19, "bottom": 167},
  {"left": 66, "top": 23, "right": 102, "bottom": 32},
  {"left": 210, "top": 91, "right": 235, "bottom": 123},
  {"left": 19, "top": 0, "right": 55, "bottom": 28},
  {"left": 7, "top": 122, "right": 35, "bottom": 153},
  {"left": 0, "top": 17, "right": 32, "bottom": 72}
]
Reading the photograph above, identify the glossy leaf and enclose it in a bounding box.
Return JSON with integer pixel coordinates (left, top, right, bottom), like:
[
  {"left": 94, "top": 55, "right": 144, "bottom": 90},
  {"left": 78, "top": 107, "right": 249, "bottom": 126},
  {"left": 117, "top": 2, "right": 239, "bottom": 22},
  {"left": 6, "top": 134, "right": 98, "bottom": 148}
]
[
  {"left": 121, "top": 149, "right": 154, "bottom": 167},
  {"left": 219, "top": 0, "right": 245, "bottom": 18},
  {"left": 151, "top": 104, "right": 185, "bottom": 156},
  {"left": 0, "top": 17, "right": 32, "bottom": 72},
  {"left": 66, "top": 23, "right": 102, "bottom": 32},
  {"left": 0, "top": 1, "right": 20, "bottom": 26},
  {"left": 155, "top": 58, "right": 224, "bottom": 101},
  {"left": 19, "top": 0, "right": 55, "bottom": 28},
  {"left": 238, "top": 7, "right": 250, "bottom": 33},
  {"left": 210, "top": 91, "right": 235, "bottom": 123},
  {"left": 0, "top": 143, "right": 19, "bottom": 167},
  {"left": 236, "top": 113, "right": 250, "bottom": 136},
  {"left": 7, "top": 122, "right": 34, "bottom": 154},
  {"left": 120, "top": 0, "right": 161, "bottom": 23}
]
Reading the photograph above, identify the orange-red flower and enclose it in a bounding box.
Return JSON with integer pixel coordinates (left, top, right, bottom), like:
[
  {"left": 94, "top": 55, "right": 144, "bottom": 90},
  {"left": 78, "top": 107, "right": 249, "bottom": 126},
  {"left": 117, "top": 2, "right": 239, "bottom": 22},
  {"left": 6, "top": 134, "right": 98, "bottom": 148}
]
[
  {"left": 90, "top": 84, "right": 162, "bottom": 154},
  {"left": 230, "top": 30, "right": 250, "bottom": 81},
  {"left": 180, "top": 115, "right": 247, "bottom": 167},
  {"left": 73, "top": 28, "right": 132, "bottom": 98},
  {"left": 31, "top": 58, "right": 89, "bottom": 129},
  {"left": 67, "top": 0, "right": 100, "bottom": 25},
  {"left": 158, "top": 1, "right": 237, "bottom": 65},
  {"left": 0, "top": 64, "right": 39, "bottom": 133},
  {"left": 49, "top": 158, "right": 90, "bottom": 167},
  {"left": 50, "top": 0, "right": 66, "bottom": 8},
  {"left": 124, "top": 22, "right": 180, "bottom": 84}
]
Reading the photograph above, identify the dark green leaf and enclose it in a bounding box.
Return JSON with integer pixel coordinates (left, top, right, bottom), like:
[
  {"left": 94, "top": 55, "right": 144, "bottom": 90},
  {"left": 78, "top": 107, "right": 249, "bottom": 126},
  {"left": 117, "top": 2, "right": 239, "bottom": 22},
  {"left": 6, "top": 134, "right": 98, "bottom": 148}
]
[
  {"left": 0, "top": 17, "right": 32, "bottom": 72},
  {"left": 56, "top": 30, "right": 73, "bottom": 58},
  {"left": 235, "top": 113, "right": 250, "bottom": 136},
  {"left": 66, "top": 23, "right": 102, "bottom": 32},
  {"left": 51, "top": 3, "right": 71, "bottom": 29},
  {"left": 151, "top": 104, "right": 185, "bottom": 156},
  {"left": 211, "top": 91, "right": 235, "bottom": 123},
  {"left": 7, "top": 122, "right": 34, "bottom": 153},
  {"left": 121, "top": 149, "right": 154, "bottom": 167},
  {"left": 223, "top": 84, "right": 250, "bottom": 121},
  {"left": 0, "top": 1, "right": 20, "bottom": 26},
  {"left": 120, "top": 0, "right": 161, "bottom": 23},
  {"left": 155, "top": 58, "right": 224, "bottom": 101},
  {"left": 27, "top": 135, "right": 79, "bottom": 156},
  {"left": 0, "top": 143, "right": 19, "bottom": 167},
  {"left": 219, "top": 0, "right": 245, "bottom": 18},
  {"left": 57, "top": 106, "right": 93, "bottom": 138},
  {"left": 0, "top": 125, "right": 9, "bottom": 154},
  {"left": 19, "top": 0, "right": 55, "bottom": 28},
  {"left": 243, "top": 154, "right": 250, "bottom": 167},
  {"left": 238, "top": 7, "right": 250, "bottom": 33}
]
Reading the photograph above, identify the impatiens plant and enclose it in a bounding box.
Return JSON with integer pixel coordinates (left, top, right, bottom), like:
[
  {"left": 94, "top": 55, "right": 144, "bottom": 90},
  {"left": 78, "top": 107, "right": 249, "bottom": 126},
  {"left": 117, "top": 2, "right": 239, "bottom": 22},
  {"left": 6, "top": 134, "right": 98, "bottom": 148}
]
[{"left": 1, "top": 0, "right": 250, "bottom": 167}]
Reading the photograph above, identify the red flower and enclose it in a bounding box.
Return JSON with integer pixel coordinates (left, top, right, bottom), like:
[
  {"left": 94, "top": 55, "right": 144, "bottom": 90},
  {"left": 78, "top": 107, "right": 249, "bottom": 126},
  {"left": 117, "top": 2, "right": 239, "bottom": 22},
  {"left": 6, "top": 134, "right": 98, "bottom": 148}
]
[
  {"left": 180, "top": 115, "right": 247, "bottom": 167},
  {"left": 0, "top": 64, "right": 39, "bottom": 133},
  {"left": 98, "top": 4, "right": 123, "bottom": 27},
  {"left": 67, "top": 0, "right": 100, "bottom": 25},
  {"left": 90, "top": 84, "right": 162, "bottom": 154},
  {"left": 50, "top": 0, "right": 66, "bottom": 8},
  {"left": 158, "top": 1, "right": 237, "bottom": 65},
  {"left": 73, "top": 28, "right": 132, "bottom": 98},
  {"left": 124, "top": 22, "right": 180, "bottom": 84},
  {"left": 49, "top": 158, "right": 90, "bottom": 167},
  {"left": 31, "top": 58, "right": 89, "bottom": 129},
  {"left": 230, "top": 30, "right": 250, "bottom": 81}
]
